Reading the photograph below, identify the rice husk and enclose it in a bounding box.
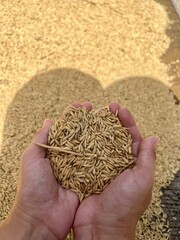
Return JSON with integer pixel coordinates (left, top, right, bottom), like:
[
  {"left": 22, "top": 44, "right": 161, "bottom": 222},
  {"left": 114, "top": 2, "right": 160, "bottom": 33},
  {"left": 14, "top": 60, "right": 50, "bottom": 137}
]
[
  {"left": 38, "top": 107, "right": 133, "bottom": 201},
  {"left": 0, "top": 0, "right": 180, "bottom": 239}
]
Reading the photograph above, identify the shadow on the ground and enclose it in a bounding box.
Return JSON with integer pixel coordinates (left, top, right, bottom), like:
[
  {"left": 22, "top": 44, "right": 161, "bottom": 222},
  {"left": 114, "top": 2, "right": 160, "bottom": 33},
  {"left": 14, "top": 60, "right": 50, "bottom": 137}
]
[
  {"left": 161, "top": 170, "right": 180, "bottom": 240},
  {"left": 0, "top": 68, "right": 179, "bottom": 239}
]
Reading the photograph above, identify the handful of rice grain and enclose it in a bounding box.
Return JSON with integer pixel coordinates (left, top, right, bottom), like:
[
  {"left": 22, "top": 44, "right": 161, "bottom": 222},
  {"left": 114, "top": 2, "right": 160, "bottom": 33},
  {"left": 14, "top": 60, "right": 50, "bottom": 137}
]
[{"left": 38, "top": 106, "right": 134, "bottom": 201}]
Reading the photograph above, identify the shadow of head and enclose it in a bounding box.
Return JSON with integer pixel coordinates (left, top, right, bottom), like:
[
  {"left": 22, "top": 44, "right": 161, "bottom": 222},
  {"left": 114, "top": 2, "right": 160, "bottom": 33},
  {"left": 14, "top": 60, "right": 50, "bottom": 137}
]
[
  {"left": 0, "top": 68, "right": 180, "bottom": 238},
  {"left": 2, "top": 68, "right": 179, "bottom": 148}
]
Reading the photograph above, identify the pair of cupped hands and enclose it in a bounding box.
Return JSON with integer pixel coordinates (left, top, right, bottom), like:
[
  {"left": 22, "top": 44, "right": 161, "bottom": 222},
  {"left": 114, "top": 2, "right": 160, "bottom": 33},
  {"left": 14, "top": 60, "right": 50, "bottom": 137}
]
[{"left": 0, "top": 102, "right": 159, "bottom": 240}]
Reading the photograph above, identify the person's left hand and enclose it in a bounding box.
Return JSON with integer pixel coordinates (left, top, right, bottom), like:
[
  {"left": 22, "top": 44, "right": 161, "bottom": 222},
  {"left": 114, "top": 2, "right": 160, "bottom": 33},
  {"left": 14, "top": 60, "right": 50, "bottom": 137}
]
[
  {"left": 72, "top": 102, "right": 158, "bottom": 240},
  {"left": 1, "top": 118, "right": 79, "bottom": 240}
]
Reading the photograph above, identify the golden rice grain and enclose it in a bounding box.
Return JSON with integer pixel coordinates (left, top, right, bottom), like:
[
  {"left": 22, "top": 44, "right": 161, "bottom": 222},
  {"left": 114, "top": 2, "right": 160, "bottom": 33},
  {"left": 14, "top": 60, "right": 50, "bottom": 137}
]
[{"left": 36, "top": 106, "right": 134, "bottom": 201}]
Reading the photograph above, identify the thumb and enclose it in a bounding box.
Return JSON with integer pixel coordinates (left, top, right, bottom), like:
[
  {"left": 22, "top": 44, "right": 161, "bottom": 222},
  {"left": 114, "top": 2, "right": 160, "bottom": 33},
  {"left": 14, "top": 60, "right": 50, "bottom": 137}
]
[
  {"left": 22, "top": 119, "right": 53, "bottom": 161},
  {"left": 135, "top": 136, "right": 159, "bottom": 174}
]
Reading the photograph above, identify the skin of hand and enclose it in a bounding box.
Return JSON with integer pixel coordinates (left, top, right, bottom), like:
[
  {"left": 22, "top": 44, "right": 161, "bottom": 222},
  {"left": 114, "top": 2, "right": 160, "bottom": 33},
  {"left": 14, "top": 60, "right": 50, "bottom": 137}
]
[
  {"left": 0, "top": 117, "right": 79, "bottom": 240},
  {"left": 72, "top": 102, "right": 159, "bottom": 240},
  {"left": 0, "top": 101, "right": 159, "bottom": 240}
]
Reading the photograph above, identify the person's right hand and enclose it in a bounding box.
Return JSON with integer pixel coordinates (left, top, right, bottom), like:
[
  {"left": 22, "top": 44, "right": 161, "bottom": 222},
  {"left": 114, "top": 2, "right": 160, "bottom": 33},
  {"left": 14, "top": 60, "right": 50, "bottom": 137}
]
[
  {"left": 73, "top": 102, "right": 159, "bottom": 240},
  {"left": 0, "top": 115, "right": 79, "bottom": 240}
]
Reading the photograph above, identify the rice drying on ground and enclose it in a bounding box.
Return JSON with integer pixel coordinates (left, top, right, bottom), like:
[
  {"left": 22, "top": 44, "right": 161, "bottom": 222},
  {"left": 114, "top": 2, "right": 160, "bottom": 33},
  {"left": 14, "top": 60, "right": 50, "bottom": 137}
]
[{"left": 0, "top": 0, "right": 180, "bottom": 239}]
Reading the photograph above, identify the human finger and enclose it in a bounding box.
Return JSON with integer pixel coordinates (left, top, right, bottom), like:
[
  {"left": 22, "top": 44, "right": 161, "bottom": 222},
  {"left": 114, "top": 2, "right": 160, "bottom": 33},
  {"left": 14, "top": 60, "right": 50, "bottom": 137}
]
[
  {"left": 109, "top": 102, "right": 142, "bottom": 157},
  {"left": 135, "top": 136, "right": 159, "bottom": 175},
  {"left": 82, "top": 102, "right": 93, "bottom": 111},
  {"left": 71, "top": 102, "right": 82, "bottom": 109}
]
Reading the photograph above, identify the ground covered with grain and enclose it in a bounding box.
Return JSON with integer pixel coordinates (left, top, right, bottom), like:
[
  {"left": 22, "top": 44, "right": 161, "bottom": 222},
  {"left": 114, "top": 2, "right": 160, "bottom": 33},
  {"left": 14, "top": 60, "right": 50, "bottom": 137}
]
[{"left": 0, "top": 0, "right": 180, "bottom": 239}]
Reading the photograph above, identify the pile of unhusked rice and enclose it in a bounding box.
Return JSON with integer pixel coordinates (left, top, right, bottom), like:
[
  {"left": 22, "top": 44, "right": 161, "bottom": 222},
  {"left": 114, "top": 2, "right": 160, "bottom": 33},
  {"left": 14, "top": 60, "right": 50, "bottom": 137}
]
[{"left": 37, "top": 107, "right": 133, "bottom": 201}]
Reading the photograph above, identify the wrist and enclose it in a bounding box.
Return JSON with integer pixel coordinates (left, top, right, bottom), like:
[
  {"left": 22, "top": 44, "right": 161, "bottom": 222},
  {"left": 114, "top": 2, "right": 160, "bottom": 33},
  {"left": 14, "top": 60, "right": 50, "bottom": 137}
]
[
  {"left": 74, "top": 222, "right": 136, "bottom": 240},
  {"left": 0, "top": 207, "right": 57, "bottom": 240}
]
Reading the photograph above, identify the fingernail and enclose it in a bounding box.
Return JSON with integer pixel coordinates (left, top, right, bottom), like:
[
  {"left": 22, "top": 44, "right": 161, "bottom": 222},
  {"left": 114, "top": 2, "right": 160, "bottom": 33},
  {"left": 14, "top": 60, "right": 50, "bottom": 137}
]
[
  {"left": 43, "top": 118, "right": 49, "bottom": 127},
  {"left": 153, "top": 136, "right": 160, "bottom": 145}
]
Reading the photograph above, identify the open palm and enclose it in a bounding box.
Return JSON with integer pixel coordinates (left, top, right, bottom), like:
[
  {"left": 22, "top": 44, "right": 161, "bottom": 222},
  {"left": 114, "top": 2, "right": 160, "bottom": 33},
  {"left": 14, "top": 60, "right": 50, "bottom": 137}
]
[{"left": 73, "top": 102, "right": 158, "bottom": 239}]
